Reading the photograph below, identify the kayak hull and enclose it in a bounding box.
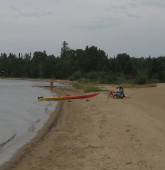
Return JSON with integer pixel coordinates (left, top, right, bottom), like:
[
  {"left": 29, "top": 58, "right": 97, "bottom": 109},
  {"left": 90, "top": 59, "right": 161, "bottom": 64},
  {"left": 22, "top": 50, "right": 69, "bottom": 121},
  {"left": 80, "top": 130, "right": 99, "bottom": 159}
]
[{"left": 39, "top": 93, "right": 99, "bottom": 101}]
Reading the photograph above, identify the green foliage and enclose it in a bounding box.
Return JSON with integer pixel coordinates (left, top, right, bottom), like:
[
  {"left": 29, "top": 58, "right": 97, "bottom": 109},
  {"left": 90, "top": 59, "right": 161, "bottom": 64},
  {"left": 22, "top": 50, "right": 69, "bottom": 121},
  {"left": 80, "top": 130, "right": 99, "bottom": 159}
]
[
  {"left": 134, "top": 75, "right": 148, "bottom": 85},
  {"left": 72, "top": 82, "right": 84, "bottom": 89},
  {"left": 159, "top": 71, "right": 165, "bottom": 82},
  {"left": 0, "top": 43, "right": 165, "bottom": 85},
  {"left": 69, "top": 71, "right": 82, "bottom": 80},
  {"left": 84, "top": 71, "right": 98, "bottom": 80},
  {"left": 103, "top": 74, "right": 117, "bottom": 84},
  {"left": 84, "top": 86, "right": 101, "bottom": 93},
  {"left": 73, "top": 82, "right": 101, "bottom": 93}
]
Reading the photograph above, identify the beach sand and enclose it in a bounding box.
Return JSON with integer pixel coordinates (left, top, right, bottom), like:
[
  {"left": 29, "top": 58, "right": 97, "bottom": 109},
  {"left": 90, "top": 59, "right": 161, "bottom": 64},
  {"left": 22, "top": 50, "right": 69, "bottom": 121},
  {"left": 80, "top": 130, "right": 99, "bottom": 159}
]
[{"left": 1, "top": 83, "right": 165, "bottom": 170}]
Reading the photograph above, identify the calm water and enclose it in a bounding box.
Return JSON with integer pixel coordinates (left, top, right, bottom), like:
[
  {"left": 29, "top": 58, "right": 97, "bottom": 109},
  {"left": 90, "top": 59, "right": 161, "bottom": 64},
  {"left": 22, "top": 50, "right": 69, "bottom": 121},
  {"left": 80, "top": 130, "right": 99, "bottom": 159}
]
[{"left": 0, "top": 79, "right": 69, "bottom": 165}]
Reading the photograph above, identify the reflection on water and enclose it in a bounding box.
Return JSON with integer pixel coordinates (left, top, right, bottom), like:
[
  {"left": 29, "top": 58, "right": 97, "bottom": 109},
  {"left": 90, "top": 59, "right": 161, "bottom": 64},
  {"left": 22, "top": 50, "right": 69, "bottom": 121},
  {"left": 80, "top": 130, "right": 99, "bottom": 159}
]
[{"left": 0, "top": 79, "right": 68, "bottom": 165}]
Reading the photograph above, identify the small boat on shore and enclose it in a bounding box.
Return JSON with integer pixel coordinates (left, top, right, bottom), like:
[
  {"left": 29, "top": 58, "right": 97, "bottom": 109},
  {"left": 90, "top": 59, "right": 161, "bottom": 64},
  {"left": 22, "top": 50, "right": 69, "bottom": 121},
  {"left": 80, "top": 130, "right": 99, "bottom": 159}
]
[{"left": 38, "top": 93, "right": 99, "bottom": 101}]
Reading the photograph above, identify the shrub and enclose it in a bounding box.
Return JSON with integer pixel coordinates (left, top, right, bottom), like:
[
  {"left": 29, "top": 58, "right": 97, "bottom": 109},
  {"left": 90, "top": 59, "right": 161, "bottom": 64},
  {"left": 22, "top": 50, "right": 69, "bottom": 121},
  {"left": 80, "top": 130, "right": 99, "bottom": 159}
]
[
  {"left": 159, "top": 72, "right": 165, "bottom": 82},
  {"left": 134, "top": 76, "right": 148, "bottom": 85},
  {"left": 84, "top": 86, "right": 101, "bottom": 93},
  {"left": 104, "top": 74, "right": 117, "bottom": 84},
  {"left": 85, "top": 71, "right": 98, "bottom": 80},
  {"left": 70, "top": 71, "right": 82, "bottom": 80},
  {"left": 72, "top": 82, "right": 84, "bottom": 89}
]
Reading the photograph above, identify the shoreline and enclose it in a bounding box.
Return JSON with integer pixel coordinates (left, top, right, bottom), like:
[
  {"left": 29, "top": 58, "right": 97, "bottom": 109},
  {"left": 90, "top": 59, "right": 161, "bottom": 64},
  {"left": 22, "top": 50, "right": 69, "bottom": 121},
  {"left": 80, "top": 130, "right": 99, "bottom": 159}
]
[
  {"left": 0, "top": 86, "right": 73, "bottom": 169},
  {"left": 1, "top": 83, "right": 165, "bottom": 169}
]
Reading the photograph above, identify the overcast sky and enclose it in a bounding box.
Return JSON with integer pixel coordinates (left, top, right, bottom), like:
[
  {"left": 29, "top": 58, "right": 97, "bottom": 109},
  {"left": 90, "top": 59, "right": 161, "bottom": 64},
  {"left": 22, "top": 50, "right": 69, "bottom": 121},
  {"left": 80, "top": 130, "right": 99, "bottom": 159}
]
[{"left": 1, "top": 0, "right": 165, "bottom": 58}]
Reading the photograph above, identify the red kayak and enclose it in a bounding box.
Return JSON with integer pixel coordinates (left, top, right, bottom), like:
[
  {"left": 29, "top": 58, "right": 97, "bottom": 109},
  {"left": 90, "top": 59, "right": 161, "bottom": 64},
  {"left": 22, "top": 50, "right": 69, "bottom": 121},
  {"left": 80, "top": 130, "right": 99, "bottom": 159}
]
[{"left": 38, "top": 93, "right": 99, "bottom": 101}]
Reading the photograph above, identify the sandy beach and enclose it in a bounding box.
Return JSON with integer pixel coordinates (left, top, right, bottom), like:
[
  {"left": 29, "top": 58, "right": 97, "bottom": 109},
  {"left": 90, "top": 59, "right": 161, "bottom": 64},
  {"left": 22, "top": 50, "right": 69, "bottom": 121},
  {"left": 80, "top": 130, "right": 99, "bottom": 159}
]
[{"left": 1, "top": 83, "right": 165, "bottom": 170}]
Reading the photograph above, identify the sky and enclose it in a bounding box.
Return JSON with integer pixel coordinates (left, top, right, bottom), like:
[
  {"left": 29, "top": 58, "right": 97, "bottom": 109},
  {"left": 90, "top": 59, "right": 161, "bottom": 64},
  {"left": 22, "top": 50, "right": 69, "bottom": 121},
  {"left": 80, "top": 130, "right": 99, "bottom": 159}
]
[{"left": 0, "top": 0, "right": 165, "bottom": 58}]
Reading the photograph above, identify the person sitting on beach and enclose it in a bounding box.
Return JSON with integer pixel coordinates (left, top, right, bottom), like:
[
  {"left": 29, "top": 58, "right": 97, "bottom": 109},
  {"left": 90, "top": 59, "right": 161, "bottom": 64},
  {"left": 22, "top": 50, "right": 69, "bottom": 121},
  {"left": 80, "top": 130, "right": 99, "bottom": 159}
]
[
  {"left": 113, "top": 86, "right": 125, "bottom": 98},
  {"left": 108, "top": 85, "right": 120, "bottom": 98}
]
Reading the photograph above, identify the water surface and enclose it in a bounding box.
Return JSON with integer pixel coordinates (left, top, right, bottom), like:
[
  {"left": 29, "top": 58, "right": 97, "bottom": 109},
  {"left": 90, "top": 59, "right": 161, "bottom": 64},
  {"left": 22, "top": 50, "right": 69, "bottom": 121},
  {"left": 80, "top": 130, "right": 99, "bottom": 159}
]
[{"left": 0, "top": 79, "right": 68, "bottom": 165}]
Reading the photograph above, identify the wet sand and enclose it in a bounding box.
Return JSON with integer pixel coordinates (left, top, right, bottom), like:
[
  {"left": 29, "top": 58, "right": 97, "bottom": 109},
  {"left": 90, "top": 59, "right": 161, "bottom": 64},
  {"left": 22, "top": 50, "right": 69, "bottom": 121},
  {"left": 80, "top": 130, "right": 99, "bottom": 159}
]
[{"left": 1, "top": 83, "right": 165, "bottom": 170}]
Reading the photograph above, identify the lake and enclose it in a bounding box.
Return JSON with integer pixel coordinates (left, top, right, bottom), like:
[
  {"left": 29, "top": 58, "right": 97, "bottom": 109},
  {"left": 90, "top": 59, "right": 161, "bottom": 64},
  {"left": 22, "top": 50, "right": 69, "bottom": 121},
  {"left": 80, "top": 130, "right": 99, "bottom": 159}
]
[{"left": 0, "top": 79, "right": 69, "bottom": 165}]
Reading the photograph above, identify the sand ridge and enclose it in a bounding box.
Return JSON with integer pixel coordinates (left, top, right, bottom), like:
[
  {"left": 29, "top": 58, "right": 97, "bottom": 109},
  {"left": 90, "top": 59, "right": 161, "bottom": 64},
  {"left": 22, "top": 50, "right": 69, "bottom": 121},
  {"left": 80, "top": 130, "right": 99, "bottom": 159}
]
[{"left": 1, "top": 84, "right": 165, "bottom": 170}]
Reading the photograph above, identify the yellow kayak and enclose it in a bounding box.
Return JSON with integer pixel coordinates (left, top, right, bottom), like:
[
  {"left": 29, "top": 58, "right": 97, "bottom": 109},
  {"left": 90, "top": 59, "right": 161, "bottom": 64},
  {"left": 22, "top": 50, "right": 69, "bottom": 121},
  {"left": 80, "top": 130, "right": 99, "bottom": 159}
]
[{"left": 38, "top": 93, "right": 99, "bottom": 101}]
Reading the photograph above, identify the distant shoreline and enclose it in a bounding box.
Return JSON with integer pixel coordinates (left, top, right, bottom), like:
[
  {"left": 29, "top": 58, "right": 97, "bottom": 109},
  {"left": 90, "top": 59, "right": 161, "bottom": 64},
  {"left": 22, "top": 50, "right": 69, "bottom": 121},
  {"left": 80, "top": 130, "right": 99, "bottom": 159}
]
[{"left": 0, "top": 77, "right": 73, "bottom": 83}]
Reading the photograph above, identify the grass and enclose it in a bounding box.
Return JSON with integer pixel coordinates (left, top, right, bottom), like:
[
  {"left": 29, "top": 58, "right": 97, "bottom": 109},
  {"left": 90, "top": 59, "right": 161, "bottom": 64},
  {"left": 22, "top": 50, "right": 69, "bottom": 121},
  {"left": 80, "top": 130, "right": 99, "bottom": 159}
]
[
  {"left": 122, "top": 83, "right": 157, "bottom": 88},
  {"left": 73, "top": 81, "right": 157, "bottom": 93},
  {"left": 73, "top": 82, "right": 103, "bottom": 93},
  {"left": 84, "top": 86, "right": 102, "bottom": 93}
]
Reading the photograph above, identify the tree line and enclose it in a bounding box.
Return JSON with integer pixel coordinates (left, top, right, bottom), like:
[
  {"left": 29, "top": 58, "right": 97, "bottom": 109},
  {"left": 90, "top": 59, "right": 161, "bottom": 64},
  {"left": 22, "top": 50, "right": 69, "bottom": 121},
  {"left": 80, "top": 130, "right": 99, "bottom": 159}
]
[{"left": 0, "top": 41, "right": 165, "bottom": 84}]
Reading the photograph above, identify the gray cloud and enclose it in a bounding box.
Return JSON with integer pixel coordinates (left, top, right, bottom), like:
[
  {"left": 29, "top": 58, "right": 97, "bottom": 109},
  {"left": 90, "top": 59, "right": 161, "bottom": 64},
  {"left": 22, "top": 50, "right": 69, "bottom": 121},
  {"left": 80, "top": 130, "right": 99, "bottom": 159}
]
[
  {"left": 128, "top": 0, "right": 165, "bottom": 9},
  {"left": 142, "top": 1, "right": 165, "bottom": 8},
  {"left": 125, "top": 12, "right": 138, "bottom": 18},
  {"left": 104, "top": 6, "right": 138, "bottom": 19},
  {"left": 73, "top": 22, "right": 118, "bottom": 30},
  {"left": 10, "top": 6, "right": 52, "bottom": 18},
  {"left": 73, "top": 16, "right": 120, "bottom": 30},
  {"left": 0, "top": 0, "right": 165, "bottom": 57},
  {"left": 128, "top": 1, "right": 140, "bottom": 8}
]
